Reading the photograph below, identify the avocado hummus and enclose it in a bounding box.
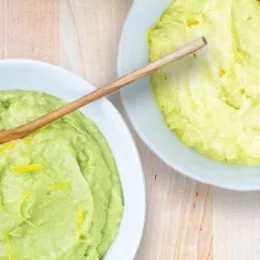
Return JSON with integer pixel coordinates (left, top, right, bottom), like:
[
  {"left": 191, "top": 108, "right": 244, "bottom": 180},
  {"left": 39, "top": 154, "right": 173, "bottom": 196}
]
[
  {"left": 148, "top": 0, "right": 260, "bottom": 164},
  {"left": 0, "top": 91, "right": 123, "bottom": 259}
]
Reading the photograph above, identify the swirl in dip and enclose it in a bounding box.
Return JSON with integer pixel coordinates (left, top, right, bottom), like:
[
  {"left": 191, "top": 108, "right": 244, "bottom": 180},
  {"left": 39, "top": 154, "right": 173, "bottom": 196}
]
[
  {"left": 0, "top": 91, "right": 123, "bottom": 259},
  {"left": 148, "top": 0, "right": 260, "bottom": 164}
]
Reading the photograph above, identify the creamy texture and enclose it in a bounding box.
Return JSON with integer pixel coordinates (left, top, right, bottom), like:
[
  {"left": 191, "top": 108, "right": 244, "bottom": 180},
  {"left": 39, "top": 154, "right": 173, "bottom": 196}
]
[
  {"left": 148, "top": 0, "right": 260, "bottom": 164},
  {"left": 0, "top": 91, "right": 123, "bottom": 259}
]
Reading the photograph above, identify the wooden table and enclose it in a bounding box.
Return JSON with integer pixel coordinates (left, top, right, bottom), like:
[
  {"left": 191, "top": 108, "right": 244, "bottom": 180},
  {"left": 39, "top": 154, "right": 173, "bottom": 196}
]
[{"left": 1, "top": 1, "right": 260, "bottom": 260}]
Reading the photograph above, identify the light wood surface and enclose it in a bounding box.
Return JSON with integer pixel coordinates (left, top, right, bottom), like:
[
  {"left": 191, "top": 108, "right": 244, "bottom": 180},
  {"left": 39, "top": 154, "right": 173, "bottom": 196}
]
[
  {"left": 0, "top": 1, "right": 260, "bottom": 260},
  {"left": 0, "top": 37, "right": 206, "bottom": 144}
]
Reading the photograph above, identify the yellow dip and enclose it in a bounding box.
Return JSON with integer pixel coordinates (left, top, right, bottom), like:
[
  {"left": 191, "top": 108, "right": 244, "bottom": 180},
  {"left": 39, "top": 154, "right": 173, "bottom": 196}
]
[{"left": 148, "top": 0, "right": 260, "bottom": 164}]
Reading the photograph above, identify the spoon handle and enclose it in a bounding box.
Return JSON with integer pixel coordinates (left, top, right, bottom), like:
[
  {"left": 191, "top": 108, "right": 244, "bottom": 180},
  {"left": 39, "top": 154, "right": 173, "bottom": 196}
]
[{"left": 0, "top": 37, "right": 207, "bottom": 143}]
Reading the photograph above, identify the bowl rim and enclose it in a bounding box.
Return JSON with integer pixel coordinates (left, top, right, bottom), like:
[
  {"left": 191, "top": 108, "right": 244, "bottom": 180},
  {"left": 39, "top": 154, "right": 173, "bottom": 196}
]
[
  {"left": 0, "top": 58, "right": 146, "bottom": 259},
  {"left": 118, "top": 1, "right": 260, "bottom": 192}
]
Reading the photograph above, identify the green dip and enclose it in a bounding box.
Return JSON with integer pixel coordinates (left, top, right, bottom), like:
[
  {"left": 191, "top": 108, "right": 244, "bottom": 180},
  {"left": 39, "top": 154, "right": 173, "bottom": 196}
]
[
  {"left": 148, "top": 0, "right": 260, "bottom": 164},
  {"left": 0, "top": 91, "right": 123, "bottom": 259}
]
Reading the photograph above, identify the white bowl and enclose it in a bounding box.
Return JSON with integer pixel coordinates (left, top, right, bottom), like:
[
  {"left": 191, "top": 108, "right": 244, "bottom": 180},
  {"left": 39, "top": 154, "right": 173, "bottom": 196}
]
[
  {"left": 118, "top": 0, "right": 260, "bottom": 191},
  {"left": 0, "top": 59, "right": 145, "bottom": 259}
]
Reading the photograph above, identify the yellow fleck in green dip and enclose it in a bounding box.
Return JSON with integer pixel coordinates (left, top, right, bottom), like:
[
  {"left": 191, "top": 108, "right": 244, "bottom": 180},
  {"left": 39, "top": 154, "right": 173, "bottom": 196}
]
[
  {"left": 0, "top": 91, "right": 123, "bottom": 259},
  {"left": 148, "top": 0, "right": 260, "bottom": 164}
]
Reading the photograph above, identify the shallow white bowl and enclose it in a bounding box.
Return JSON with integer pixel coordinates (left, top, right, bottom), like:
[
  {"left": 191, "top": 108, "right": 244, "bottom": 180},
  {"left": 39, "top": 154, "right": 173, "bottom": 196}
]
[
  {"left": 0, "top": 59, "right": 145, "bottom": 259},
  {"left": 118, "top": 0, "right": 260, "bottom": 191}
]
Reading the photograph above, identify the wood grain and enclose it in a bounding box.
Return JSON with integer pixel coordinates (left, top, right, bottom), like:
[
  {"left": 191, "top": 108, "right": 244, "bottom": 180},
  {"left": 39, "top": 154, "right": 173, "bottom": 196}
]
[
  {"left": 1, "top": 1, "right": 260, "bottom": 260},
  {"left": 0, "top": 0, "right": 59, "bottom": 63}
]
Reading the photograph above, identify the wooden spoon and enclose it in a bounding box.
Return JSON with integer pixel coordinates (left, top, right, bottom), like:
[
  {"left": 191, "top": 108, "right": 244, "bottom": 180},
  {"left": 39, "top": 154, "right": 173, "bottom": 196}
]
[{"left": 0, "top": 37, "right": 207, "bottom": 144}]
